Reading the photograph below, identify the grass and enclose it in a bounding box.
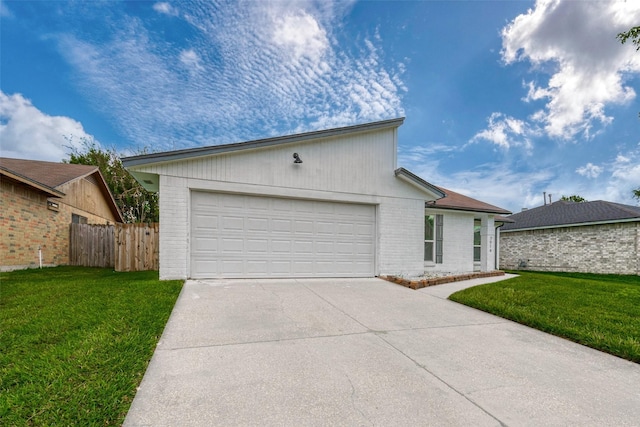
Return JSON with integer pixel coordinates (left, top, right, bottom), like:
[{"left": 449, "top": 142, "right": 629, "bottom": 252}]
[
  {"left": 0, "top": 266, "right": 183, "bottom": 426},
  {"left": 449, "top": 270, "right": 640, "bottom": 363}
]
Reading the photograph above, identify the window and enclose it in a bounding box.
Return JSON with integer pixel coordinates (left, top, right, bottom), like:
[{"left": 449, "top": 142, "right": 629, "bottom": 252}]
[
  {"left": 72, "top": 213, "right": 87, "bottom": 224},
  {"left": 425, "top": 214, "right": 443, "bottom": 263},
  {"left": 424, "top": 215, "right": 435, "bottom": 262},
  {"left": 473, "top": 219, "right": 481, "bottom": 262}
]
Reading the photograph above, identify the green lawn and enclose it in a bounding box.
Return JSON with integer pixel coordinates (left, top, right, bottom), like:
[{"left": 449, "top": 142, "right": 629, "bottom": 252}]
[
  {"left": 0, "top": 266, "right": 183, "bottom": 426},
  {"left": 449, "top": 271, "right": 640, "bottom": 363}
]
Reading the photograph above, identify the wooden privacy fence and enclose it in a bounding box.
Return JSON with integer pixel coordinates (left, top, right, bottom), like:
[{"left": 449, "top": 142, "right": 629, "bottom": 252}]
[
  {"left": 70, "top": 223, "right": 159, "bottom": 271},
  {"left": 70, "top": 223, "right": 115, "bottom": 268}
]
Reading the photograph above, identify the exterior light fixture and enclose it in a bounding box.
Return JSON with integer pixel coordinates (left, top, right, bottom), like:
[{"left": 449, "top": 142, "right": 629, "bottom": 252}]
[{"left": 293, "top": 153, "right": 303, "bottom": 164}]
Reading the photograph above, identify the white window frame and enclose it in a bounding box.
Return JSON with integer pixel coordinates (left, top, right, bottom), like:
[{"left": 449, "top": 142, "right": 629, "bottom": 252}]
[{"left": 473, "top": 219, "right": 481, "bottom": 263}]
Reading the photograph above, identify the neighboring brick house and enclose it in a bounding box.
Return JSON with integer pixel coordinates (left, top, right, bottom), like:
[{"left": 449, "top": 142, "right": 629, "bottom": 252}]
[
  {"left": 0, "top": 158, "right": 123, "bottom": 270},
  {"left": 500, "top": 200, "right": 640, "bottom": 275}
]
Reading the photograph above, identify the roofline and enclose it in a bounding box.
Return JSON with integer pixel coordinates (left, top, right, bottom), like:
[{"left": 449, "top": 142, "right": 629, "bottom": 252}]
[
  {"left": 91, "top": 169, "right": 124, "bottom": 223},
  {"left": 0, "top": 167, "right": 65, "bottom": 197},
  {"left": 394, "top": 168, "right": 446, "bottom": 199},
  {"left": 501, "top": 217, "right": 640, "bottom": 232},
  {"left": 425, "top": 202, "right": 511, "bottom": 215},
  {"left": 123, "top": 117, "right": 406, "bottom": 168}
]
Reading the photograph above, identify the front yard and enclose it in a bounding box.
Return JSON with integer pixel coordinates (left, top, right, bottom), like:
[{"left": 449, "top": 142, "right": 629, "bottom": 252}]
[
  {"left": 449, "top": 271, "right": 640, "bottom": 363},
  {"left": 0, "top": 267, "right": 183, "bottom": 426}
]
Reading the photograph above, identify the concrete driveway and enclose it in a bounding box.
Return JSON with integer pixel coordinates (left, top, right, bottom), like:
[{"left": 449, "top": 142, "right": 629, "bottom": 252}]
[{"left": 124, "top": 276, "right": 640, "bottom": 426}]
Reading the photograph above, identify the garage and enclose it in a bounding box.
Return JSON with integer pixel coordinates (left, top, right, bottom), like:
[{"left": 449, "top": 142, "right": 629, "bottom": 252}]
[{"left": 190, "top": 191, "right": 376, "bottom": 278}]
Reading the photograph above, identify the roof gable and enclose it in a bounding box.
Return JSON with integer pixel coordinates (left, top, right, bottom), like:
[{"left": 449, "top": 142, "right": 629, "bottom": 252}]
[
  {"left": 0, "top": 157, "right": 123, "bottom": 222},
  {"left": 502, "top": 200, "right": 640, "bottom": 231}
]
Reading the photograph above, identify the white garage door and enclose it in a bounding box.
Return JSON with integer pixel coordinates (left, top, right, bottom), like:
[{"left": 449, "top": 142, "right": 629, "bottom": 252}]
[{"left": 190, "top": 192, "right": 376, "bottom": 278}]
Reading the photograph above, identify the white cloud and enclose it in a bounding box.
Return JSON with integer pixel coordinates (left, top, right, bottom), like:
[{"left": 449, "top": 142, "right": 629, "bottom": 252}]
[
  {"left": 501, "top": 0, "right": 640, "bottom": 140},
  {"left": 608, "top": 144, "right": 640, "bottom": 203},
  {"left": 153, "top": 2, "right": 178, "bottom": 16},
  {"left": 471, "top": 112, "right": 536, "bottom": 150},
  {"left": 1, "top": 1, "right": 12, "bottom": 18},
  {"left": 272, "top": 10, "right": 328, "bottom": 63},
  {"left": 575, "top": 162, "right": 603, "bottom": 179},
  {"left": 0, "top": 91, "right": 93, "bottom": 162},
  {"left": 52, "top": 1, "right": 403, "bottom": 150},
  {"left": 179, "top": 49, "right": 204, "bottom": 72}
]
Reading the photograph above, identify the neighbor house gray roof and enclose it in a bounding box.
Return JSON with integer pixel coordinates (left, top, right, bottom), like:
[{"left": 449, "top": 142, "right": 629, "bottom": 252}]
[
  {"left": 123, "top": 117, "right": 405, "bottom": 168},
  {"left": 501, "top": 200, "right": 640, "bottom": 231}
]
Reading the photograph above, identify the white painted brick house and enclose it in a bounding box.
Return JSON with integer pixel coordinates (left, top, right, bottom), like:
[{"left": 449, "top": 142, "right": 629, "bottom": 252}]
[{"left": 123, "top": 118, "right": 510, "bottom": 280}]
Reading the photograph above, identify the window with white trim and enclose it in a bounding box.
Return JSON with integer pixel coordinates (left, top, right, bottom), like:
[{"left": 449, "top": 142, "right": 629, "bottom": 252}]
[
  {"left": 424, "top": 215, "right": 435, "bottom": 262},
  {"left": 473, "top": 219, "right": 481, "bottom": 262},
  {"left": 425, "top": 214, "right": 443, "bottom": 263}
]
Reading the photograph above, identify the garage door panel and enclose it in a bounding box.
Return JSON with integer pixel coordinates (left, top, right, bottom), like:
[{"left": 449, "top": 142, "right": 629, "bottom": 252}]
[
  {"left": 294, "top": 220, "right": 314, "bottom": 234},
  {"left": 193, "top": 237, "right": 218, "bottom": 252},
  {"left": 190, "top": 192, "right": 375, "bottom": 278},
  {"left": 222, "top": 216, "right": 244, "bottom": 230},
  {"left": 293, "top": 240, "right": 313, "bottom": 254},
  {"left": 272, "top": 219, "right": 292, "bottom": 233},
  {"left": 221, "top": 238, "right": 243, "bottom": 253},
  {"left": 316, "top": 241, "right": 334, "bottom": 254},
  {"left": 247, "top": 217, "right": 269, "bottom": 232},
  {"left": 272, "top": 239, "right": 292, "bottom": 253},
  {"left": 246, "top": 239, "right": 269, "bottom": 253}
]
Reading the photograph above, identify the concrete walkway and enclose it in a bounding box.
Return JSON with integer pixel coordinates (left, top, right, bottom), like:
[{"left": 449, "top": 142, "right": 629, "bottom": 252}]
[{"left": 124, "top": 275, "right": 640, "bottom": 426}]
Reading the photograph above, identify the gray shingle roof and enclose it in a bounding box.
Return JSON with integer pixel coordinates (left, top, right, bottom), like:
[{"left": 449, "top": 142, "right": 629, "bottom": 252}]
[{"left": 501, "top": 200, "right": 640, "bottom": 231}]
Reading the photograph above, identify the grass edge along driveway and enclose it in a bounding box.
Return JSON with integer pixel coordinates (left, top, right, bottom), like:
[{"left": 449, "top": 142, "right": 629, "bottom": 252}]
[
  {"left": 0, "top": 266, "right": 183, "bottom": 426},
  {"left": 449, "top": 271, "right": 640, "bottom": 364}
]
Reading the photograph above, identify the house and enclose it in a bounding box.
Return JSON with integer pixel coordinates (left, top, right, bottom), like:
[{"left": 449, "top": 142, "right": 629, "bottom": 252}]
[
  {"left": 500, "top": 200, "right": 640, "bottom": 275},
  {"left": 0, "top": 158, "right": 123, "bottom": 270},
  {"left": 123, "top": 118, "right": 510, "bottom": 280},
  {"left": 425, "top": 187, "right": 511, "bottom": 273}
]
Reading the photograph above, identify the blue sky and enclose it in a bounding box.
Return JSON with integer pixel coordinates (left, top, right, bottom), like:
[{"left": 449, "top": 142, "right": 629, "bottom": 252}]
[{"left": 1, "top": 0, "right": 639, "bottom": 213}]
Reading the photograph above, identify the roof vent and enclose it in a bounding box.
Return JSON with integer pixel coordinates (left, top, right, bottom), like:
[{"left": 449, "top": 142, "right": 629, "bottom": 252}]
[{"left": 521, "top": 208, "right": 528, "bottom": 211}]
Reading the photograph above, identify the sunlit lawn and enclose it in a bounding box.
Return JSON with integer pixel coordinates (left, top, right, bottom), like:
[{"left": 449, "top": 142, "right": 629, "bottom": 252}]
[
  {"left": 450, "top": 271, "right": 640, "bottom": 363},
  {"left": 0, "top": 266, "right": 183, "bottom": 426}
]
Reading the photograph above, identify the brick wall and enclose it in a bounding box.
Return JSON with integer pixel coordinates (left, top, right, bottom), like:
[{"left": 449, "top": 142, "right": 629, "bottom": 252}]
[
  {"left": 500, "top": 222, "right": 640, "bottom": 275},
  {"left": 1, "top": 178, "right": 117, "bottom": 270}
]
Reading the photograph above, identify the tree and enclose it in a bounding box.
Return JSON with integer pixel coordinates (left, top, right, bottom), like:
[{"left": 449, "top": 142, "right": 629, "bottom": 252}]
[
  {"left": 65, "top": 137, "right": 159, "bottom": 223},
  {"left": 617, "top": 26, "right": 640, "bottom": 51},
  {"left": 560, "top": 195, "right": 587, "bottom": 203},
  {"left": 634, "top": 188, "right": 640, "bottom": 202}
]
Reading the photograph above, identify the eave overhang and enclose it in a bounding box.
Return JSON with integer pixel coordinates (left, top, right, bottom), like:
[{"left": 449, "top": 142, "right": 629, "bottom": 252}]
[
  {"left": 501, "top": 217, "right": 640, "bottom": 232},
  {"left": 0, "top": 167, "right": 64, "bottom": 198},
  {"left": 394, "top": 168, "right": 446, "bottom": 199}
]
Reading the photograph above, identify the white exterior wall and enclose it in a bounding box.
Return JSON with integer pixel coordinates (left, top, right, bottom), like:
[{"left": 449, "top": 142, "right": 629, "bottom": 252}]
[
  {"left": 424, "top": 209, "right": 497, "bottom": 274},
  {"left": 378, "top": 198, "right": 425, "bottom": 277},
  {"left": 135, "top": 128, "right": 439, "bottom": 280},
  {"left": 158, "top": 175, "right": 189, "bottom": 280},
  {"left": 426, "top": 210, "right": 473, "bottom": 273}
]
